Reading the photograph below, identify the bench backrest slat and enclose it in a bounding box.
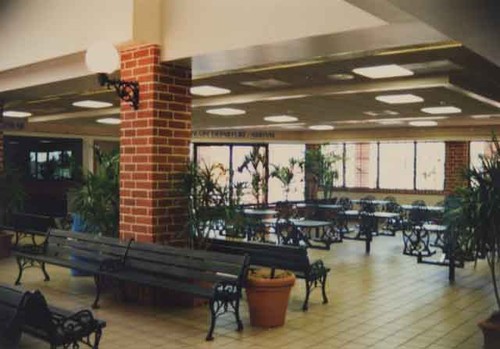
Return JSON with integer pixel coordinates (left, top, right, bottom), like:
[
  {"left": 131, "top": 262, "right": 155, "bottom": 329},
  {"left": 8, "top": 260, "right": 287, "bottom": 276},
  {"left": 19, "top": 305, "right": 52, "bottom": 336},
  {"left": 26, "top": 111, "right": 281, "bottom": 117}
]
[
  {"left": 12, "top": 213, "right": 54, "bottom": 234},
  {"left": 208, "top": 239, "right": 310, "bottom": 273}
]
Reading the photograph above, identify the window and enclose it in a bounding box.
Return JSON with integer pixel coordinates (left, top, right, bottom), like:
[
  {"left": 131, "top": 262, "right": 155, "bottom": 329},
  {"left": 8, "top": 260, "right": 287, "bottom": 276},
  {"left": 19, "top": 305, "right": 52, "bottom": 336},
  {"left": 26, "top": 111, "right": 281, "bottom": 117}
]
[
  {"left": 345, "top": 143, "right": 377, "bottom": 188},
  {"left": 196, "top": 145, "right": 230, "bottom": 189},
  {"left": 268, "top": 144, "right": 305, "bottom": 203},
  {"left": 470, "top": 141, "right": 494, "bottom": 170},
  {"left": 29, "top": 150, "right": 74, "bottom": 180},
  {"left": 379, "top": 142, "right": 414, "bottom": 190},
  {"left": 416, "top": 142, "right": 445, "bottom": 190}
]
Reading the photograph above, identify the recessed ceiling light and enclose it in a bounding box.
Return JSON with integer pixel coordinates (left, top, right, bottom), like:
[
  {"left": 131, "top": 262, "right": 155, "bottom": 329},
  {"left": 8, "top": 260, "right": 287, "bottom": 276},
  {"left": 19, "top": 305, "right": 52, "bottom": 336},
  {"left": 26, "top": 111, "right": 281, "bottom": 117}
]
[
  {"left": 73, "top": 100, "right": 113, "bottom": 108},
  {"left": 309, "top": 125, "right": 334, "bottom": 131},
  {"left": 471, "top": 114, "right": 494, "bottom": 119},
  {"left": 352, "top": 64, "right": 414, "bottom": 79},
  {"left": 240, "top": 79, "right": 290, "bottom": 89},
  {"left": 328, "top": 73, "right": 355, "bottom": 81},
  {"left": 409, "top": 120, "right": 438, "bottom": 127},
  {"left": 375, "top": 94, "right": 424, "bottom": 104},
  {"left": 280, "top": 124, "right": 304, "bottom": 129},
  {"left": 421, "top": 106, "right": 461, "bottom": 114},
  {"left": 206, "top": 108, "right": 246, "bottom": 116},
  {"left": 266, "top": 94, "right": 308, "bottom": 101},
  {"left": 190, "top": 85, "right": 231, "bottom": 96},
  {"left": 40, "top": 140, "right": 53, "bottom": 144},
  {"left": 97, "top": 118, "right": 121, "bottom": 125},
  {"left": 3, "top": 111, "right": 32, "bottom": 118},
  {"left": 264, "top": 115, "right": 299, "bottom": 123},
  {"left": 363, "top": 110, "right": 399, "bottom": 117},
  {"left": 376, "top": 120, "right": 404, "bottom": 125}
]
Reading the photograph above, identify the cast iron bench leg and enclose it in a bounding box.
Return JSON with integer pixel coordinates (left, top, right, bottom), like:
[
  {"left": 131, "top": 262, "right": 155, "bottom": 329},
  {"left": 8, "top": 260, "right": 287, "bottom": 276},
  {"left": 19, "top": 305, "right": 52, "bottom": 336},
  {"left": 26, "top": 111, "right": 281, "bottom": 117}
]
[
  {"left": 234, "top": 298, "right": 243, "bottom": 332},
  {"left": 321, "top": 275, "right": 329, "bottom": 304},
  {"left": 92, "top": 275, "right": 102, "bottom": 309},
  {"left": 41, "top": 262, "right": 50, "bottom": 282},
  {"left": 15, "top": 257, "right": 24, "bottom": 285},
  {"left": 302, "top": 280, "right": 311, "bottom": 311},
  {"left": 206, "top": 299, "right": 216, "bottom": 341}
]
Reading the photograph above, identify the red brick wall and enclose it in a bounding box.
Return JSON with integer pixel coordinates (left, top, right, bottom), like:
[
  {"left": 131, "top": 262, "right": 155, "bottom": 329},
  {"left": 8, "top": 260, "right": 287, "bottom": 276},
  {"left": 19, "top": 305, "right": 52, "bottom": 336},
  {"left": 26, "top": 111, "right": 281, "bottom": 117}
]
[
  {"left": 119, "top": 44, "right": 191, "bottom": 243},
  {"left": 444, "top": 141, "right": 469, "bottom": 194}
]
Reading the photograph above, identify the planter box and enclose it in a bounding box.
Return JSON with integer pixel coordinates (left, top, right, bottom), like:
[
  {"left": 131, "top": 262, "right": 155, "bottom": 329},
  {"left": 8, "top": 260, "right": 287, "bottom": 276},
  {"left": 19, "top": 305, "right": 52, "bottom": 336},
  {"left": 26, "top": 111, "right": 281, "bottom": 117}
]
[{"left": 0, "top": 232, "right": 13, "bottom": 259}]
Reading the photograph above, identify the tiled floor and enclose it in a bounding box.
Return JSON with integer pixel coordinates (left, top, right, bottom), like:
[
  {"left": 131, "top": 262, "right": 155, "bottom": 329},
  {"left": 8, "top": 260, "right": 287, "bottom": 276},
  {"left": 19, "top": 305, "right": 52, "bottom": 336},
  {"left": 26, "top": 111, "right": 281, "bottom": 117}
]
[{"left": 0, "top": 234, "right": 493, "bottom": 348}]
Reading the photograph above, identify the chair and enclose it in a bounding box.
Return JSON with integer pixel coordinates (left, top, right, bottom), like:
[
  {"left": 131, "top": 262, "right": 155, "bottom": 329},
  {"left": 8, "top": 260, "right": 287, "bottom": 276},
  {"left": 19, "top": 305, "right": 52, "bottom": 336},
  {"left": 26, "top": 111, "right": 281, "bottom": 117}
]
[{"left": 360, "top": 195, "right": 376, "bottom": 213}]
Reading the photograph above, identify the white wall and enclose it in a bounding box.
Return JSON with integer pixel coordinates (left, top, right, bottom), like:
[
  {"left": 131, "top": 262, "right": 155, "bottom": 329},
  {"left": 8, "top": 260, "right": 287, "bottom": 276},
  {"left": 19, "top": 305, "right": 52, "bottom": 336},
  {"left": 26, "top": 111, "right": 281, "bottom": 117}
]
[
  {"left": 0, "top": 0, "right": 134, "bottom": 72},
  {"left": 161, "top": 0, "right": 386, "bottom": 60}
]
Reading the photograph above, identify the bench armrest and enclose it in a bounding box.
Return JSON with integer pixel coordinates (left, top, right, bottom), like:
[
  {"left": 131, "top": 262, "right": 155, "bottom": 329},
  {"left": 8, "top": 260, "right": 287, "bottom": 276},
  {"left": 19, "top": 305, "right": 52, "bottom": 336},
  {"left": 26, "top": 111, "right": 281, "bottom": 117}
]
[
  {"left": 213, "top": 280, "right": 240, "bottom": 301},
  {"left": 53, "top": 309, "right": 101, "bottom": 340},
  {"left": 308, "top": 260, "right": 329, "bottom": 279},
  {"left": 13, "top": 244, "right": 46, "bottom": 255}
]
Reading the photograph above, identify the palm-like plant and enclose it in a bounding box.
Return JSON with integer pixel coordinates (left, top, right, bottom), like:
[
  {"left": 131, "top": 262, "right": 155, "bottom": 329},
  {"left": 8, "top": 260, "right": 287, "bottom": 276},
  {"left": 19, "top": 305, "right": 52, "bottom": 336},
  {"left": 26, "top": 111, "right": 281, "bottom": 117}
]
[
  {"left": 73, "top": 148, "right": 119, "bottom": 237},
  {"left": 270, "top": 158, "right": 299, "bottom": 201},
  {"left": 237, "top": 146, "right": 267, "bottom": 206},
  {"left": 299, "top": 147, "right": 340, "bottom": 200}
]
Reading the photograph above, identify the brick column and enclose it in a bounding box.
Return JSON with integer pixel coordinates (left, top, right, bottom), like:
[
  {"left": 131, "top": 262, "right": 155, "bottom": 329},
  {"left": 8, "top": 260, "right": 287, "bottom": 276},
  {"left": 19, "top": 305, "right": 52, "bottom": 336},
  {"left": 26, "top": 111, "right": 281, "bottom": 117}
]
[
  {"left": 444, "top": 141, "right": 469, "bottom": 194},
  {"left": 119, "top": 44, "right": 191, "bottom": 243}
]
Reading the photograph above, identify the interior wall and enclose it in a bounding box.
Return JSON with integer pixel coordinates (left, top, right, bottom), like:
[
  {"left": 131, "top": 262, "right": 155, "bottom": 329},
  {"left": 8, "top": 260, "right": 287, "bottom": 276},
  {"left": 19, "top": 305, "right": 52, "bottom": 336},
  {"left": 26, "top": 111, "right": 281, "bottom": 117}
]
[
  {"left": 0, "top": 0, "right": 134, "bottom": 72},
  {"left": 161, "top": 0, "right": 386, "bottom": 61}
]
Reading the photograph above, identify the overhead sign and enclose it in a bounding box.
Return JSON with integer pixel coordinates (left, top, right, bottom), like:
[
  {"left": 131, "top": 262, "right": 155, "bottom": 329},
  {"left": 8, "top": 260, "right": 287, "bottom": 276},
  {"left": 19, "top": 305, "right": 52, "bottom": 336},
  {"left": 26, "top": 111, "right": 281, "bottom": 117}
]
[{"left": 192, "top": 130, "right": 276, "bottom": 139}]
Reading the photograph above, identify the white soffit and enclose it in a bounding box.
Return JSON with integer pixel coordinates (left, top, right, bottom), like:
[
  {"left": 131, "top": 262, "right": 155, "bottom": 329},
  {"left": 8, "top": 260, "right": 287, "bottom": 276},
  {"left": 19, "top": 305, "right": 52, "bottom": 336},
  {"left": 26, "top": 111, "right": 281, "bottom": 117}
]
[{"left": 161, "top": 0, "right": 387, "bottom": 61}]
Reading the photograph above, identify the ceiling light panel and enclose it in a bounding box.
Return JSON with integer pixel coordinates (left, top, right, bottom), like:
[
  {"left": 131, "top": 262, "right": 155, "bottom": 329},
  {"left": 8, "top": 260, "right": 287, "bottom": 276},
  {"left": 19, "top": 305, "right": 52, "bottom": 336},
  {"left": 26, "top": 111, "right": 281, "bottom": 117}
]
[
  {"left": 375, "top": 94, "right": 424, "bottom": 104},
  {"left": 206, "top": 108, "right": 246, "bottom": 116},
  {"left": 264, "top": 115, "right": 298, "bottom": 123},
  {"left": 190, "top": 85, "right": 231, "bottom": 96},
  {"left": 240, "top": 79, "right": 290, "bottom": 89},
  {"left": 3, "top": 111, "right": 32, "bottom": 118},
  {"left": 421, "top": 106, "right": 461, "bottom": 114},
  {"left": 97, "top": 118, "right": 121, "bottom": 125},
  {"left": 73, "top": 100, "right": 113, "bottom": 108},
  {"left": 352, "top": 64, "right": 414, "bottom": 79},
  {"left": 409, "top": 120, "right": 438, "bottom": 127},
  {"left": 309, "top": 125, "right": 334, "bottom": 131}
]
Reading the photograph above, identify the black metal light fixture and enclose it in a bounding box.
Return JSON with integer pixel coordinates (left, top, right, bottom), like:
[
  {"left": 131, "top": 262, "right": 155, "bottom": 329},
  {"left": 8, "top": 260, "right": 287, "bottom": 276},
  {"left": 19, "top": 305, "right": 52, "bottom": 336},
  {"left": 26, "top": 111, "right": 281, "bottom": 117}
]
[{"left": 85, "top": 42, "right": 140, "bottom": 110}]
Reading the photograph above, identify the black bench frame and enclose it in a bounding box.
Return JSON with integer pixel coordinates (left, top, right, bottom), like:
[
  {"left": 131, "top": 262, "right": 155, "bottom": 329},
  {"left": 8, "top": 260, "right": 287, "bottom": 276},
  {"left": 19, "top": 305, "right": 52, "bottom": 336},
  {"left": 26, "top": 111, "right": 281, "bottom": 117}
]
[
  {"left": 208, "top": 238, "right": 329, "bottom": 311},
  {"left": 0, "top": 284, "right": 105, "bottom": 349}
]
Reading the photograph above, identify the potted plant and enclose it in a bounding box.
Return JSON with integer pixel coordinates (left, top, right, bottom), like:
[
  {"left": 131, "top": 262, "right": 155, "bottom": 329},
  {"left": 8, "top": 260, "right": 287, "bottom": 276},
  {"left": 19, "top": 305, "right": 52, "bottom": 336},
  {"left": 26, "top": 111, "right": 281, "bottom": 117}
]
[
  {"left": 299, "top": 146, "right": 340, "bottom": 201},
  {"left": 270, "top": 158, "right": 299, "bottom": 202},
  {"left": 237, "top": 146, "right": 268, "bottom": 207},
  {"left": 246, "top": 268, "right": 295, "bottom": 327},
  {"left": 453, "top": 135, "right": 500, "bottom": 348},
  {"left": 0, "top": 168, "right": 25, "bottom": 258}
]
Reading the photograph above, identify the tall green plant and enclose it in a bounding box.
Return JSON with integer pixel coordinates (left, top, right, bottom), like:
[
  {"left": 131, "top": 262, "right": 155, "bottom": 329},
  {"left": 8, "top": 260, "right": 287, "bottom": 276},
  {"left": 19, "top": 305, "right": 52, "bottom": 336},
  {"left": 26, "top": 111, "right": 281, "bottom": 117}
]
[
  {"left": 237, "top": 146, "right": 267, "bottom": 206},
  {"left": 73, "top": 148, "right": 119, "bottom": 237},
  {"left": 454, "top": 135, "right": 500, "bottom": 309},
  {"left": 270, "top": 158, "right": 299, "bottom": 201},
  {"left": 0, "top": 168, "right": 25, "bottom": 225},
  {"left": 300, "top": 146, "right": 340, "bottom": 200}
]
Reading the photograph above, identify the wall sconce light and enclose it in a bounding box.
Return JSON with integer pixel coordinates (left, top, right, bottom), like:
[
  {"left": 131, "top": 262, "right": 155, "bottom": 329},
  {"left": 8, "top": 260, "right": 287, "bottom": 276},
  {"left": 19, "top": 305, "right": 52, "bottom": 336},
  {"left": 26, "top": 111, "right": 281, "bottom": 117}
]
[{"left": 85, "top": 42, "right": 139, "bottom": 110}]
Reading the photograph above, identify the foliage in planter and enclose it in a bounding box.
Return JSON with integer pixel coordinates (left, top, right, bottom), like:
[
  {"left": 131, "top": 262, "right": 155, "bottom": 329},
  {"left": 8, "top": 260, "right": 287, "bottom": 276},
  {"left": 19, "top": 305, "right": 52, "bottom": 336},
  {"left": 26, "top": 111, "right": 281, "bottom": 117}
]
[
  {"left": 182, "top": 161, "right": 246, "bottom": 248},
  {"left": 237, "top": 146, "right": 268, "bottom": 207},
  {"left": 453, "top": 135, "right": 500, "bottom": 309},
  {"left": 270, "top": 158, "right": 300, "bottom": 201},
  {"left": 73, "top": 147, "right": 119, "bottom": 237},
  {"left": 0, "top": 167, "right": 25, "bottom": 225},
  {"left": 299, "top": 146, "right": 341, "bottom": 200},
  {"left": 248, "top": 268, "right": 293, "bottom": 280}
]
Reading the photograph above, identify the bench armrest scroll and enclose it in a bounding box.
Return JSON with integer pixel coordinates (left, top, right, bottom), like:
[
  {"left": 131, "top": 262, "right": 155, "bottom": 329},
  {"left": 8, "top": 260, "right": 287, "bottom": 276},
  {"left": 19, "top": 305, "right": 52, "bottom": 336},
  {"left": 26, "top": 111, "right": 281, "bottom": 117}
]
[
  {"left": 213, "top": 281, "right": 240, "bottom": 301},
  {"left": 308, "top": 260, "right": 329, "bottom": 279}
]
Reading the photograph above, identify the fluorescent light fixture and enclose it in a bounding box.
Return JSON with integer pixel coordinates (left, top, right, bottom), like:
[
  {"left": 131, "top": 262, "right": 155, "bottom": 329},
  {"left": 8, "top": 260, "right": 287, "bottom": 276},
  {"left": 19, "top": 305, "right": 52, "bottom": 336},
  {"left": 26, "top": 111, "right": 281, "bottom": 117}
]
[
  {"left": 266, "top": 94, "right": 308, "bottom": 101},
  {"left": 72, "top": 100, "right": 113, "bottom": 108},
  {"left": 264, "top": 115, "right": 298, "bottom": 123},
  {"left": 376, "top": 120, "right": 404, "bottom": 125},
  {"left": 3, "top": 111, "right": 32, "bottom": 118},
  {"left": 190, "top": 85, "right": 231, "bottom": 96},
  {"left": 421, "top": 106, "right": 461, "bottom": 114},
  {"left": 309, "top": 125, "right": 334, "bottom": 131},
  {"left": 409, "top": 120, "right": 438, "bottom": 127},
  {"left": 471, "top": 114, "right": 494, "bottom": 119},
  {"left": 240, "top": 79, "right": 290, "bottom": 89},
  {"left": 328, "top": 73, "right": 355, "bottom": 81},
  {"left": 206, "top": 108, "right": 246, "bottom": 116},
  {"left": 97, "top": 118, "right": 121, "bottom": 125},
  {"left": 352, "top": 64, "right": 414, "bottom": 79},
  {"left": 375, "top": 94, "right": 424, "bottom": 104}
]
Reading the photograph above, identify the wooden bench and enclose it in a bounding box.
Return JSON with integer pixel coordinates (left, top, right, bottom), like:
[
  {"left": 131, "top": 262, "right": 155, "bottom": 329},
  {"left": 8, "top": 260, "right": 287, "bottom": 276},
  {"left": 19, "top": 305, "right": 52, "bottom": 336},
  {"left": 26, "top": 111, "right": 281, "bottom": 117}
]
[
  {"left": 103, "top": 241, "right": 250, "bottom": 341},
  {"left": 12, "top": 229, "right": 133, "bottom": 308},
  {"left": 9, "top": 213, "right": 55, "bottom": 247},
  {"left": 0, "top": 284, "right": 105, "bottom": 348},
  {"left": 208, "top": 239, "right": 330, "bottom": 311}
]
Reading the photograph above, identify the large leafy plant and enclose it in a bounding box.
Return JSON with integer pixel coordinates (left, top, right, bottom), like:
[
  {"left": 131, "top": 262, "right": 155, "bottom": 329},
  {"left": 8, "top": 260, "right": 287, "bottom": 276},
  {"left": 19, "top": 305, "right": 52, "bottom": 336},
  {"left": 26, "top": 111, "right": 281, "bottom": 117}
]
[
  {"left": 0, "top": 168, "right": 25, "bottom": 225},
  {"left": 299, "top": 146, "right": 340, "bottom": 200},
  {"left": 237, "top": 146, "right": 268, "bottom": 206},
  {"left": 73, "top": 148, "right": 119, "bottom": 237},
  {"left": 454, "top": 135, "right": 500, "bottom": 309},
  {"left": 270, "top": 158, "right": 300, "bottom": 201}
]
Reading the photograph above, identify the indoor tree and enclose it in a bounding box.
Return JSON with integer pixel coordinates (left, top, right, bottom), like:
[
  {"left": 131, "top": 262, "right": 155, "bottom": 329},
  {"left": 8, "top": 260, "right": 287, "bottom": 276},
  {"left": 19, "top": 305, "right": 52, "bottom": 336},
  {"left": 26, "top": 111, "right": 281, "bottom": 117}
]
[
  {"left": 237, "top": 146, "right": 268, "bottom": 206},
  {"left": 270, "top": 157, "right": 300, "bottom": 201},
  {"left": 300, "top": 146, "right": 340, "bottom": 200}
]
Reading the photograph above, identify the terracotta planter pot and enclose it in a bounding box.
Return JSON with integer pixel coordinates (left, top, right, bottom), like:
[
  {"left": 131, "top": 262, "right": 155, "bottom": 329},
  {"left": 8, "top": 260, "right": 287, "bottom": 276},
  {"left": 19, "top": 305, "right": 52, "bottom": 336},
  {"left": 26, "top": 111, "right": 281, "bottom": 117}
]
[
  {"left": 479, "top": 313, "right": 500, "bottom": 349},
  {"left": 246, "top": 272, "right": 295, "bottom": 328},
  {"left": 0, "top": 232, "right": 12, "bottom": 259}
]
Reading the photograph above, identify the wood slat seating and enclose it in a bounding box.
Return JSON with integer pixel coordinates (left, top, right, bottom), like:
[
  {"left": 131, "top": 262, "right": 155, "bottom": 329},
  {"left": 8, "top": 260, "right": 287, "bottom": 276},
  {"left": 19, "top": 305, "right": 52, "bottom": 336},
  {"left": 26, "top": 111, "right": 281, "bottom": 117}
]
[
  {"left": 2, "top": 213, "right": 55, "bottom": 247},
  {"left": 0, "top": 284, "right": 105, "bottom": 349},
  {"left": 207, "top": 239, "right": 330, "bottom": 311},
  {"left": 12, "top": 229, "right": 133, "bottom": 308},
  {"left": 103, "top": 241, "right": 250, "bottom": 341}
]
